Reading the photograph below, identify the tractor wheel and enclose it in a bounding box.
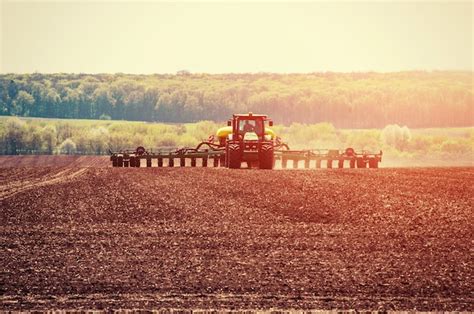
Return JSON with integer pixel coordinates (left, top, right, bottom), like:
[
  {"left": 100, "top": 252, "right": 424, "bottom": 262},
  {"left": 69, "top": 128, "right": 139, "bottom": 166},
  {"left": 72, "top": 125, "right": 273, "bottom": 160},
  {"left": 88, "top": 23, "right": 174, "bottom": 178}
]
[
  {"left": 227, "top": 143, "right": 241, "bottom": 169},
  {"left": 259, "top": 144, "right": 274, "bottom": 170}
]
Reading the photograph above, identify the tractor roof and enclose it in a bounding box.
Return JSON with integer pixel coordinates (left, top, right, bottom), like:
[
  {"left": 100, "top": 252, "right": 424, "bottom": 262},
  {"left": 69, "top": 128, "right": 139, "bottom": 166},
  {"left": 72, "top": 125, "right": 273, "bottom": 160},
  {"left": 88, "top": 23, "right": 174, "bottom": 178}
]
[{"left": 233, "top": 112, "right": 268, "bottom": 119}]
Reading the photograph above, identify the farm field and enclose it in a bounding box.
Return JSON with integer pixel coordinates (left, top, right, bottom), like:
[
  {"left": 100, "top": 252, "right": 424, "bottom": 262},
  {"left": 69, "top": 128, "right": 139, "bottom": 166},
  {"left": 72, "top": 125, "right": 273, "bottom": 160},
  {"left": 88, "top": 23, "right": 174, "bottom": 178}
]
[
  {"left": 0, "top": 155, "right": 109, "bottom": 168},
  {"left": 0, "top": 159, "right": 472, "bottom": 311}
]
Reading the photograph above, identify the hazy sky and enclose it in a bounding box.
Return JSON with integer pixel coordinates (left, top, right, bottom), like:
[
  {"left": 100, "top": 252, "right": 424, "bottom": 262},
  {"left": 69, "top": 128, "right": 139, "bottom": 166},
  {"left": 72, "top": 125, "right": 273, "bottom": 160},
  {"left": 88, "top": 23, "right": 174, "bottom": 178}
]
[{"left": 1, "top": 0, "right": 472, "bottom": 73}]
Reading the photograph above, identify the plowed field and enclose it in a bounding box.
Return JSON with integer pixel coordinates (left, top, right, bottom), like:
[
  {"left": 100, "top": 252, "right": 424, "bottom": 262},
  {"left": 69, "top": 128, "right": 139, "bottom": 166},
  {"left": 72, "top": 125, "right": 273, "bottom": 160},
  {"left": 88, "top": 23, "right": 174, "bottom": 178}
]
[{"left": 0, "top": 160, "right": 472, "bottom": 311}]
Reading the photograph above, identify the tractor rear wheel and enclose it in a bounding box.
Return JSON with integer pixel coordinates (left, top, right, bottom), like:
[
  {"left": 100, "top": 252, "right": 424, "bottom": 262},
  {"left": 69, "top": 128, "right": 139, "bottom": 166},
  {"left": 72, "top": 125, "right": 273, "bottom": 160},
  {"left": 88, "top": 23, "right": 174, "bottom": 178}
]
[
  {"left": 259, "top": 143, "right": 274, "bottom": 169},
  {"left": 227, "top": 143, "right": 241, "bottom": 169}
]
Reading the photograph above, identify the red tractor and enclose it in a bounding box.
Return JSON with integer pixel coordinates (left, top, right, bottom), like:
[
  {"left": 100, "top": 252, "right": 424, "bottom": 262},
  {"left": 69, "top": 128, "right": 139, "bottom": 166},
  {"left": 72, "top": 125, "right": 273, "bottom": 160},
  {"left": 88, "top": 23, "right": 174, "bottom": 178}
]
[{"left": 224, "top": 113, "right": 275, "bottom": 169}]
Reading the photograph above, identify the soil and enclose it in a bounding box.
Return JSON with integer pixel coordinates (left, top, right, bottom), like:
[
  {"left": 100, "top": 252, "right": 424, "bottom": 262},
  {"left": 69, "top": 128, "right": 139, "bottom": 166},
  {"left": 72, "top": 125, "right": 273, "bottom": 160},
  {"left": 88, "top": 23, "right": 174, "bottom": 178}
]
[
  {"left": 0, "top": 155, "right": 109, "bottom": 168},
  {"left": 0, "top": 159, "right": 472, "bottom": 311}
]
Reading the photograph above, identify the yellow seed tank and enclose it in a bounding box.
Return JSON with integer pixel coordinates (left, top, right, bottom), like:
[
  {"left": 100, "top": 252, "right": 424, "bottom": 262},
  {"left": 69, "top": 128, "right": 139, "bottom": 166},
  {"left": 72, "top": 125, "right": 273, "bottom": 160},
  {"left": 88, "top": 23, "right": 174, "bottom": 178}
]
[{"left": 216, "top": 126, "right": 276, "bottom": 139}]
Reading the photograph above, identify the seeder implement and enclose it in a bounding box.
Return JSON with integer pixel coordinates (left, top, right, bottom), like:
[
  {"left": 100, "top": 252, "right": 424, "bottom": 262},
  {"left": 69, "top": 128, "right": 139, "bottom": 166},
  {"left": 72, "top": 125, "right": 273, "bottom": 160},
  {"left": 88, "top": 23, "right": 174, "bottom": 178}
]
[
  {"left": 276, "top": 148, "right": 382, "bottom": 169},
  {"left": 110, "top": 146, "right": 382, "bottom": 169},
  {"left": 110, "top": 146, "right": 225, "bottom": 168},
  {"left": 109, "top": 112, "right": 383, "bottom": 169}
]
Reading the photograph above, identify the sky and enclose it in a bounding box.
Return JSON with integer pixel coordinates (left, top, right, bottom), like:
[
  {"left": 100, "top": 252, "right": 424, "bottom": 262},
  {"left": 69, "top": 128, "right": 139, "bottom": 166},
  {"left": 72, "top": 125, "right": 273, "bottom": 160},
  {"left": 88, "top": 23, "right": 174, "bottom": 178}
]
[{"left": 1, "top": 0, "right": 473, "bottom": 74}]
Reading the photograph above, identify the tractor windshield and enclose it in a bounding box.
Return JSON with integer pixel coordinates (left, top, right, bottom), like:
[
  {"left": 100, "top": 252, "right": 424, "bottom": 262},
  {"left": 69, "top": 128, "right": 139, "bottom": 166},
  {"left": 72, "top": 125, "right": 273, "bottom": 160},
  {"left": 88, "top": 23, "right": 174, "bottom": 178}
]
[{"left": 238, "top": 119, "right": 264, "bottom": 136}]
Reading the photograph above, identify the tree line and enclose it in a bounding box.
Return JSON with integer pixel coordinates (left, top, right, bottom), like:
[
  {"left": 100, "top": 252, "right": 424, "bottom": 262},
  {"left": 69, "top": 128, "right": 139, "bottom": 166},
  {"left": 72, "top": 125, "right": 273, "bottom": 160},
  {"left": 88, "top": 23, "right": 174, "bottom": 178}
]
[{"left": 0, "top": 71, "right": 472, "bottom": 128}]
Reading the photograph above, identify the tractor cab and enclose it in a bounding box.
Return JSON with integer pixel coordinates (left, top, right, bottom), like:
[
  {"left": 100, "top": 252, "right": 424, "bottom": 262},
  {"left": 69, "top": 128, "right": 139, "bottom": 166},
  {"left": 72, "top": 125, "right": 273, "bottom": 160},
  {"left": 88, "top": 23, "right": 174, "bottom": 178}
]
[{"left": 228, "top": 113, "right": 273, "bottom": 141}]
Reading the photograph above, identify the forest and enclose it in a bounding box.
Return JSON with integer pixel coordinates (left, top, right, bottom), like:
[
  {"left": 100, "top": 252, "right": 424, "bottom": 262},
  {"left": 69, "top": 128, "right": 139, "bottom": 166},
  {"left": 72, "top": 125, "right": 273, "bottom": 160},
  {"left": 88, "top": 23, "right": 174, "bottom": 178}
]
[{"left": 0, "top": 71, "right": 472, "bottom": 128}]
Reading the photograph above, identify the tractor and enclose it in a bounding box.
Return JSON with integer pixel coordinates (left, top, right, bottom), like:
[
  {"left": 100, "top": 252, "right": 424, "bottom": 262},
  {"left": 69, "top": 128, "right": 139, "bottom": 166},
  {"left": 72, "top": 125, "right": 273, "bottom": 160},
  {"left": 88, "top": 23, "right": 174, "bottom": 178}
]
[{"left": 221, "top": 113, "right": 275, "bottom": 169}]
